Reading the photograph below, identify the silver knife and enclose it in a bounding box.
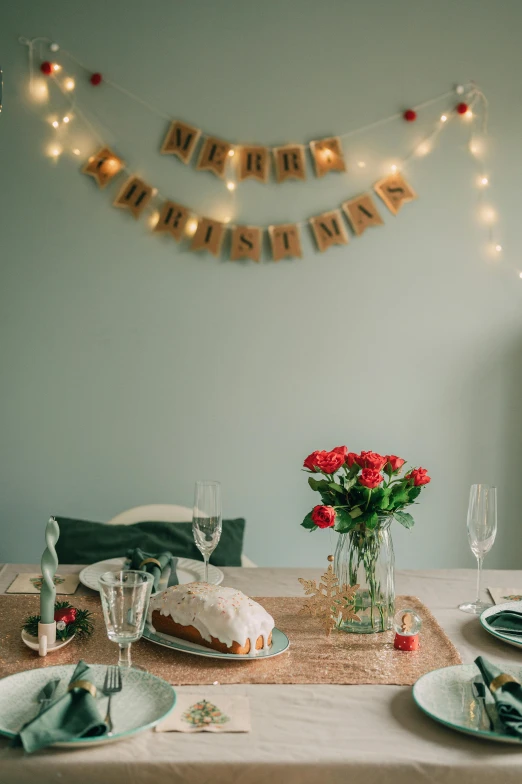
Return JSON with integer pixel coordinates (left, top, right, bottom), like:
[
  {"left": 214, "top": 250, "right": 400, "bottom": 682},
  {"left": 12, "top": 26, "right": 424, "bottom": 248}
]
[{"left": 472, "top": 677, "right": 493, "bottom": 731}]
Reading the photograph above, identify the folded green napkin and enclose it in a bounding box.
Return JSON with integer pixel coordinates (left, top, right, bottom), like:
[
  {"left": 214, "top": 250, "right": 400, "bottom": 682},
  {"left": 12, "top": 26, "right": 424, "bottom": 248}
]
[
  {"left": 19, "top": 660, "right": 106, "bottom": 753},
  {"left": 475, "top": 656, "right": 522, "bottom": 738},
  {"left": 487, "top": 610, "right": 522, "bottom": 636},
  {"left": 126, "top": 548, "right": 178, "bottom": 592}
]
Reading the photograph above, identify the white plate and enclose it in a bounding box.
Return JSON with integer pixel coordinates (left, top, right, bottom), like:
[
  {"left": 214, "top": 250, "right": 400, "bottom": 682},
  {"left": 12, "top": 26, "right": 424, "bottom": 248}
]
[
  {"left": 480, "top": 601, "right": 522, "bottom": 649},
  {"left": 0, "top": 663, "right": 176, "bottom": 748},
  {"left": 143, "top": 622, "right": 290, "bottom": 660},
  {"left": 79, "top": 557, "right": 224, "bottom": 592},
  {"left": 413, "top": 662, "right": 522, "bottom": 744}
]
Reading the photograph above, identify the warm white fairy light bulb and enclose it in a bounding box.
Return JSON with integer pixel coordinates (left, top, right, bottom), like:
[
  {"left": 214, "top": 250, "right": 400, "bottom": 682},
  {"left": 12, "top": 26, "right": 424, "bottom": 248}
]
[
  {"left": 464, "top": 109, "right": 473, "bottom": 119},
  {"left": 440, "top": 114, "right": 448, "bottom": 122},
  {"left": 148, "top": 211, "right": 160, "bottom": 228},
  {"left": 519, "top": 272, "right": 522, "bottom": 280},
  {"left": 228, "top": 149, "right": 235, "bottom": 157},
  {"left": 390, "top": 164, "right": 398, "bottom": 173},
  {"left": 416, "top": 141, "right": 431, "bottom": 157},
  {"left": 357, "top": 161, "right": 366, "bottom": 168},
  {"left": 480, "top": 206, "right": 497, "bottom": 224},
  {"left": 52, "top": 120, "right": 59, "bottom": 129},
  {"left": 72, "top": 148, "right": 81, "bottom": 156},
  {"left": 52, "top": 63, "right": 61, "bottom": 73},
  {"left": 63, "top": 115, "right": 70, "bottom": 123},
  {"left": 30, "top": 78, "right": 49, "bottom": 103},
  {"left": 477, "top": 175, "right": 489, "bottom": 187},
  {"left": 495, "top": 244, "right": 502, "bottom": 252},
  {"left": 222, "top": 216, "right": 232, "bottom": 224},
  {"left": 185, "top": 218, "right": 198, "bottom": 237},
  {"left": 47, "top": 144, "right": 62, "bottom": 159},
  {"left": 64, "top": 78, "right": 75, "bottom": 91},
  {"left": 226, "top": 181, "right": 236, "bottom": 191}
]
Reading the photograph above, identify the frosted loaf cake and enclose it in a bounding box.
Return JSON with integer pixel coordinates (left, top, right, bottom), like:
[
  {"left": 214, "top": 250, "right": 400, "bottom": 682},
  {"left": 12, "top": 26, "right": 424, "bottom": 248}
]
[{"left": 148, "top": 582, "right": 274, "bottom": 654}]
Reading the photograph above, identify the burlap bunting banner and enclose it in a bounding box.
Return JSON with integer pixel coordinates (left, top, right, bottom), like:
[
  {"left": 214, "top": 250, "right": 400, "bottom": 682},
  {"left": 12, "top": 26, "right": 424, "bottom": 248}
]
[
  {"left": 160, "top": 121, "right": 201, "bottom": 164},
  {"left": 190, "top": 217, "right": 227, "bottom": 256},
  {"left": 238, "top": 146, "right": 270, "bottom": 183},
  {"left": 113, "top": 176, "right": 154, "bottom": 219},
  {"left": 273, "top": 145, "right": 307, "bottom": 182},
  {"left": 374, "top": 172, "right": 417, "bottom": 215},
  {"left": 310, "top": 209, "right": 349, "bottom": 252},
  {"left": 268, "top": 224, "right": 302, "bottom": 261},
  {"left": 230, "top": 226, "right": 262, "bottom": 262},
  {"left": 310, "top": 137, "right": 346, "bottom": 177},
  {"left": 154, "top": 200, "right": 190, "bottom": 240},
  {"left": 342, "top": 194, "right": 384, "bottom": 236},
  {"left": 196, "top": 136, "right": 233, "bottom": 178},
  {"left": 82, "top": 146, "right": 125, "bottom": 189}
]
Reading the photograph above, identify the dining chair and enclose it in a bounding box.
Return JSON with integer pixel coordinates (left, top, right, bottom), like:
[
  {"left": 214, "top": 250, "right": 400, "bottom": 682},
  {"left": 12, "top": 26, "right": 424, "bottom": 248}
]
[{"left": 106, "top": 504, "right": 257, "bottom": 567}]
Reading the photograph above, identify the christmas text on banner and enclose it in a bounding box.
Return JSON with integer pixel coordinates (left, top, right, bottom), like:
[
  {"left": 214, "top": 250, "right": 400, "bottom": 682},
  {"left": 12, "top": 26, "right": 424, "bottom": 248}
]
[
  {"left": 268, "top": 224, "right": 303, "bottom": 261},
  {"left": 342, "top": 194, "right": 384, "bottom": 236},
  {"left": 310, "top": 210, "right": 349, "bottom": 252},
  {"left": 230, "top": 226, "right": 262, "bottom": 262},
  {"left": 160, "top": 121, "right": 202, "bottom": 165}
]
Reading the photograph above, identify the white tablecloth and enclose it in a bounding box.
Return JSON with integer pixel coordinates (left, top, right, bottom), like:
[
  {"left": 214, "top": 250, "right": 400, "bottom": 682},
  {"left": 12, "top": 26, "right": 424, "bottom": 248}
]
[{"left": 1, "top": 564, "right": 522, "bottom": 784}]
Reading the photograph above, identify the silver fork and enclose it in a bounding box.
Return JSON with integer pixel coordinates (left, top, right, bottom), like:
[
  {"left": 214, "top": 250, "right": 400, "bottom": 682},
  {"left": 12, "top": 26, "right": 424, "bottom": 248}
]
[{"left": 103, "top": 666, "right": 123, "bottom": 734}]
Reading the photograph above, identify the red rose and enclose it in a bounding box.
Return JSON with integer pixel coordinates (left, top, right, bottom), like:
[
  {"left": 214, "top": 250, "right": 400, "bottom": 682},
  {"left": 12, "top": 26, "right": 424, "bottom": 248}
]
[
  {"left": 332, "top": 445, "right": 347, "bottom": 458},
  {"left": 357, "top": 451, "right": 387, "bottom": 471},
  {"left": 386, "top": 455, "right": 405, "bottom": 472},
  {"left": 359, "top": 468, "right": 383, "bottom": 489},
  {"left": 54, "top": 607, "right": 77, "bottom": 625},
  {"left": 346, "top": 452, "right": 359, "bottom": 467},
  {"left": 311, "top": 505, "right": 336, "bottom": 529},
  {"left": 314, "top": 450, "right": 345, "bottom": 474},
  {"left": 303, "top": 450, "right": 322, "bottom": 472},
  {"left": 406, "top": 467, "right": 431, "bottom": 486}
]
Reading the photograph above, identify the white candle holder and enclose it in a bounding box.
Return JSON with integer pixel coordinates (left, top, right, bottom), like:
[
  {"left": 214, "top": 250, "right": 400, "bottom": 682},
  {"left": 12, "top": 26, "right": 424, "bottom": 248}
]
[{"left": 22, "top": 621, "right": 75, "bottom": 656}]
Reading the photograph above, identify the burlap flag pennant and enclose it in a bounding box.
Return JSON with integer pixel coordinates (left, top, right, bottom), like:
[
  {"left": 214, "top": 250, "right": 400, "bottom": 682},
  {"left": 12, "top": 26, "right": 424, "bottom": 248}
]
[
  {"left": 237, "top": 146, "right": 270, "bottom": 183},
  {"left": 113, "top": 176, "right": 154, "bottom": 219},
  {"left": 196, "top": 136, "right": 233, "bottom": 179},
  {"left": 230, "top": 226, "right": 262, "bottom": 262},
  {"left": 190, "top": 217, "right": 227, "bottom": 256},
  {"left": 310, "top": 209, "right": 349, "bottom": 251},
  {"left": 273, "top": 145, "right": 307, "bottom": 182},
  {"left": 309, "top": 137, "right": 346, "bottom": 177},
  {"left": 268, "top": 223, "right": 302, "bottom": 261},
  {"left": 373, "top": 172, "right": 417, "bottom": 215},
  {"left": 82, "top": 146, "right": 125, "bottom": 189},
  {"left": 160, "top": 121, "right": 201, "bottom": 164},
  {"left": 154, "top": 200, "right": 190, "bottom": 240},
  {"left": 342, "top": 194, "right": 384, "bottom": 236}
]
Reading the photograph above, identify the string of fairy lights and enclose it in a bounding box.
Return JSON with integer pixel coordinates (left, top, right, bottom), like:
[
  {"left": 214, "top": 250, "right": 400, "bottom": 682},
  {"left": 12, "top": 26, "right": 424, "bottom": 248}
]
[{"left": 18, "top": 35, "right": 512, "bottom": 271}]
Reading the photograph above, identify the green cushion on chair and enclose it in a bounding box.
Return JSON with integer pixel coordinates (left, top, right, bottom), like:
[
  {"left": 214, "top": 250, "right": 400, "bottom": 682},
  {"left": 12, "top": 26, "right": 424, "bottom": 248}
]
[{"left": 54, "top": 517, "right": 245, "bottom": 567}]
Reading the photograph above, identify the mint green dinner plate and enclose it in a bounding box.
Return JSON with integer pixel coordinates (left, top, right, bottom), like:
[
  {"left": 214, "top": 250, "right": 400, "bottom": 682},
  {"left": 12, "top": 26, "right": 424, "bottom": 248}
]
[
  {"left": 480, "top": 601, "right": 522, "bottom": 650},
  {"left": 0, "top": 663, "right": 176, "bottom": 748},
  {"left": 413, "top": 663, "right": 522, "bottom": 744},
  {"left": 143, "top": 622, "right": 290, "bottom": 660}
]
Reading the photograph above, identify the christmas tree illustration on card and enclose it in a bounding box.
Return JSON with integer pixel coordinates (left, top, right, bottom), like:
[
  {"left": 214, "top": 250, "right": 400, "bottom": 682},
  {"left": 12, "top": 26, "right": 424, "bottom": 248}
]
[{"left": 182, "top": 700, "right": 230, "bottom": 728}]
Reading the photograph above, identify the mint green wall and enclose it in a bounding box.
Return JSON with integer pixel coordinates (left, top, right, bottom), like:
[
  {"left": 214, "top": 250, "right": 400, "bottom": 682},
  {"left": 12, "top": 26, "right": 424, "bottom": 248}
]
[{"left": 2, "top": 0, "right": 522, "bottom": 568}]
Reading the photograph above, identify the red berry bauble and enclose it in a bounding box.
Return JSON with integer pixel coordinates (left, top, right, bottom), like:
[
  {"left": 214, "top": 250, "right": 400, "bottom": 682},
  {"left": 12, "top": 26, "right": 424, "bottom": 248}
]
[
  {"left": 90, "top": 72, "right": 102, "bottom": 86},
  {"left": 40, "top": 61, "right": 53, "bottom": 76},
  {"left": 456, "top": 102, "right": 469, "bottom": 115},
  {"left": 54, "top": 607, "right": 77, "bottom": 625},
  {"left": 403, "top": 109, "right": 417, "bottom": 122}
]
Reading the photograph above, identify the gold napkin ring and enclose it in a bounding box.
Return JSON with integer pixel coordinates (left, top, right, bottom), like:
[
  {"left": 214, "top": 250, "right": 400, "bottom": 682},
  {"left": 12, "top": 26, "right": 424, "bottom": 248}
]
[
  {"left": 67, "top": 680, "right": 97, "bottom": 698},
  {"left": 490, "top": 673, "right": 519, "bottom": 693},
  {"left": 139, "top": 557, "right": 162, "bottom": 569}
]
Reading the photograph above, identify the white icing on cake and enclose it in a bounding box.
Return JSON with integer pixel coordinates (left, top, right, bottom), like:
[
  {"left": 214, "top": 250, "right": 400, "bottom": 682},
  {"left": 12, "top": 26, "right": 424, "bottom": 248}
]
[{"left": 148, "top": 582, "right": 274, "bottom": 653}]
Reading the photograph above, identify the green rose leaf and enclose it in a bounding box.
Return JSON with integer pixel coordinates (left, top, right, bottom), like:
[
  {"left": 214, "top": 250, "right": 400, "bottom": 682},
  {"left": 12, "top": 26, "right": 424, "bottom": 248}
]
[
  {"left": 301, "top": 512, "right": 317, "bottom": 530},
  {"left": 390, "top": 483, "right": 410, "bottom": 507},
  {"left": 333, "top": 507, "right": 353, "bottom": 533},
  {"left": 349, "top": 506, "right": 363, "bottom": 519},
  {"left": 365, "top": 511, "right": 380, "bottom": 530},
  {"left": 308, "top": 476, "right": 320, "bottom": 491},
  {"left": 394, "top": 511, "right": 415, "bottom": 529},
  {"left": 408, "top": 486, "right": 422, "bottom": 502},
  {"left": 328, "top": 482, "right": 346, "bottom": 496}
]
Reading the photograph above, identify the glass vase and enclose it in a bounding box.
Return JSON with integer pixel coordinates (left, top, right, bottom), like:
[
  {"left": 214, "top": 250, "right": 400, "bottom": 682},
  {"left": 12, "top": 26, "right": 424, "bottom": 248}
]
[{"left": 334, "top": 516, "right": 395, "bottom": 633}]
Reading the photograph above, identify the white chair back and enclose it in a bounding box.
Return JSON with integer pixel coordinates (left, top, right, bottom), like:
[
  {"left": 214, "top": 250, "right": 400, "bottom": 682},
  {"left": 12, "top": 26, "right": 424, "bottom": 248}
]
[{"left": 105, "top": 504, "right": 256, "bottom": 567}]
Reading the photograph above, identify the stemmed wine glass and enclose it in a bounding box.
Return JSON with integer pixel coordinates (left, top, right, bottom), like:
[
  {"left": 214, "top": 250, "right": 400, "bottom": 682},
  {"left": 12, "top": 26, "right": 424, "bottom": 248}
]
[
  {"left": 459, "top": 484, "right": 497, "bottom": 614},
  {"left": 99, "top": 570, "right": 153, "bottom": 668},
  {"left": 192, "top": 480, "right": 222, "bottom": 583}
]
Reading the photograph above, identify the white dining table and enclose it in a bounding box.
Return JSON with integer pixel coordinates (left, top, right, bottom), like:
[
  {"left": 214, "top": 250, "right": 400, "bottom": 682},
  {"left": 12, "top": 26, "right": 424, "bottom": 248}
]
[{"left": 1, "top": 564, "right": 522, "bottom": 784}]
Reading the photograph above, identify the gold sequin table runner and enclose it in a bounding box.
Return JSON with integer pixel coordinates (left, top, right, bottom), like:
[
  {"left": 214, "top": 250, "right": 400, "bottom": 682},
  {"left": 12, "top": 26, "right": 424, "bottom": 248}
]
[{"left": 0, "top": 594, "right": 461, "bottom": 685}]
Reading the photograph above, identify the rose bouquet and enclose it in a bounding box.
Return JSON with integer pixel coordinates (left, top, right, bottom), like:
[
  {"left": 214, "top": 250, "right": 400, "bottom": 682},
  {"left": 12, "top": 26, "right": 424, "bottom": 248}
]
[{"left": 301, "top": 447, "right": 430, "bottom": 632}]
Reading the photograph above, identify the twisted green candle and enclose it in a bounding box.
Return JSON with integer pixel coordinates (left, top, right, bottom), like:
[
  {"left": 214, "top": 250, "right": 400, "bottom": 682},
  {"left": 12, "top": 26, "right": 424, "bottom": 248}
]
[{"left": 40, "top": 517, "right": 60, "bottom": 624}]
